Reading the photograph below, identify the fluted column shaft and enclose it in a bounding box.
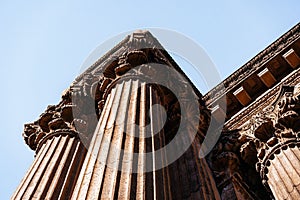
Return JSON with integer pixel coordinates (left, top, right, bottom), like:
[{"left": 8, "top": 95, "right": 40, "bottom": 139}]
[
  {"left": 263, "top": 143, "right": 300, "bottom": 200},
  {"left": 72, "top": 79, "right": 220, "bottom": 200},
  {"left": 12, "top": 132, "right": 86, "bottom": 200}
]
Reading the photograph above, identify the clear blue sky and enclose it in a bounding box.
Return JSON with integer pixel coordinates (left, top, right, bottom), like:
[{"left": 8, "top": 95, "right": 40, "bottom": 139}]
[{"left": 0, "top": 0, "right": 299, "bottom": 199}]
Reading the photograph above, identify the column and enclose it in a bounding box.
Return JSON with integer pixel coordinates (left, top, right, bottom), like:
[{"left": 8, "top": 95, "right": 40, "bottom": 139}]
[
  {"left": 71, "top": 78, "right": 221, "bottom": 199},
  {"left": 11, "top": 130, "right": 86, "bottom": 200},
  {"left": 259, "top": 141, "right": 300, "bottom": 200},
  {"left": 12, "top": 92, "right": 90, "bottom": 200},
  {"left": 240, "top": 86, "right": 300, "bottom": 200}
]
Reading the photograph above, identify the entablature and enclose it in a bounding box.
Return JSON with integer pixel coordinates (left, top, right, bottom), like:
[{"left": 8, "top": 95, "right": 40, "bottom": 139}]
[{"left": 205, "top": 23, "right": 300, "bottom": 130}]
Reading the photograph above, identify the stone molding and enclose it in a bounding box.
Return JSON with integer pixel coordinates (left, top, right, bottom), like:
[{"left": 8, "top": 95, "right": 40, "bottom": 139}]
[
  {"left": 225, "top": 68, "right": 300, "bottom": 130},
  {"left": 204, "top": 23, "right": 300, "bottom": 105}
]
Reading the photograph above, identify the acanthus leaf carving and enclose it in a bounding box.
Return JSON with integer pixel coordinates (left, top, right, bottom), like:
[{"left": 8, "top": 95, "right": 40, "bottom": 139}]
[{"left": 239, "top": 85, "right": 300, "bottom": 185}]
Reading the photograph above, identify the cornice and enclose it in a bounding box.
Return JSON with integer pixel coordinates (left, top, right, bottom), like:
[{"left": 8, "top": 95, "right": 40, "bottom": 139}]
[
  {"left": 204, "top": 22, "right": 300, "bottom": 105},
  {"left": 225, "top": 68, "right": 300, "bottom": 130}
]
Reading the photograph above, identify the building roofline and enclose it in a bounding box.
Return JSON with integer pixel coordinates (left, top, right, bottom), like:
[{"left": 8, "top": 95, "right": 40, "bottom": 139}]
[{"left": 203, "top": 22, "right": 300, "bottom": 104}]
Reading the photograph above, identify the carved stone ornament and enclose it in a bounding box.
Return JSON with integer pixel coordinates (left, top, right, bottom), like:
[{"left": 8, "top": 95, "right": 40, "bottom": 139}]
[
  {"left": 208, "top": 130, "right": 268, "bottom": 200},
  {"left": 239, "top": 85, "right": 300, "bottom": 199},
  {"left": 23, "top": 92, "right": 79, "bottom": 151},
  {"left": 15, "top": 31, "right": 223, "bottom": 200},
  {"left": 22, "top": 31, "right": 210, "bottom": 156}
]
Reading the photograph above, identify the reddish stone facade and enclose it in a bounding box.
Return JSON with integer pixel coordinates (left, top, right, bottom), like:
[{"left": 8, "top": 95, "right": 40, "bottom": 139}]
[{"left": 12, "top": 23, "right": 300, "bottom": 199}]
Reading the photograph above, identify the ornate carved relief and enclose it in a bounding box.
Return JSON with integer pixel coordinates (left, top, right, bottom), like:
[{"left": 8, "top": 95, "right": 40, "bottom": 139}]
[
  {"left": 208, "top": 130, "right": 266, "bottom": 200},
  {"left": 18, "top": 31, "right": 219, "bottom": 200},
  {"left": 23, "top": 31, "right": 211, "bottom": 162},
  {"left": 23, "top": 88, "right": 96, "bottom": 151},
  {"left": 239, "top": 85, "right": 300, "bottom": 199}
]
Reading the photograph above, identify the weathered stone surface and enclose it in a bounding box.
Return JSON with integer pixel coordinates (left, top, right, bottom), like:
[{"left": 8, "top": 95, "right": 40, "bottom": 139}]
[
  {"left": 13, "top": 23, "right": 300, "bottom": 200},
  {"left": 239, "top": 86, "right": 300, "bottom": 199}
]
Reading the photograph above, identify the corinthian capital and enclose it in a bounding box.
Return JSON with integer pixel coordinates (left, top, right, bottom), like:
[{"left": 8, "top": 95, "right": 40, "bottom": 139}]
[{"left": 240, "top": 85, "right": 300, "bottom": 181}]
